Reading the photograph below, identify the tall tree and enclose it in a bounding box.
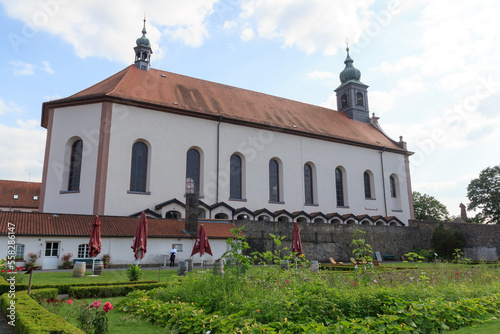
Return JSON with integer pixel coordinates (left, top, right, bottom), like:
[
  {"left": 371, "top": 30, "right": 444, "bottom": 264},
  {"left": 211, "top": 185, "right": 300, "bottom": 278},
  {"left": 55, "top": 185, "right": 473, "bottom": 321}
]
[
  {"left": 413, "top": 191, "right": 449, "bottom": 221},
  {"left": 467, "top": 165, "right": 500, "bottom": 224}
]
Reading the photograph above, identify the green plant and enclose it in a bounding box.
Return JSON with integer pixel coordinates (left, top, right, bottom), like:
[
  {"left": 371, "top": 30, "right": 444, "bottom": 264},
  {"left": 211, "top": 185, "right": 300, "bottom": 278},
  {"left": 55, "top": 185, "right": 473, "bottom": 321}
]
[
  {"left": 101, "top": 254, "right": 111, "bottom": 265},
  {"left": 251, "top": 233, "right": 309, "bottom": 269},
  {"left": 404, "top": 251, "right": 425, "bottom": 262},
  {"left": 431, "top": 222, "right": 466, "bottom": 259},
  {"left": 350, "top": 229, "right": 373, "bottom": 263},
  {"left": 453, "top": 248, "right": 471, "bottom": 264},
  {"left": 221, "top": 226, "right": 251, "bottom": 277},
  {"left": 62, "top": 253, "right": 73, "bottom": 267},
  {"left": 126, "top": 264, "right": 142, "bottom": 281},
  {"left": 76, "top": 300, "right": 113, "bottom": 333},
  {"left": 26, "top": 252, "right": 38, "bottom": 266}
]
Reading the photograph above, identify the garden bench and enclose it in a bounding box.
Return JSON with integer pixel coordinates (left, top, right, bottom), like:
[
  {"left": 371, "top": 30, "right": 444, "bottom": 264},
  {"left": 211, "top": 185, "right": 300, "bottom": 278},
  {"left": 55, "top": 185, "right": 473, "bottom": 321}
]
[{"left": 383, "top": 254, "right": 396, "bottom": 261}]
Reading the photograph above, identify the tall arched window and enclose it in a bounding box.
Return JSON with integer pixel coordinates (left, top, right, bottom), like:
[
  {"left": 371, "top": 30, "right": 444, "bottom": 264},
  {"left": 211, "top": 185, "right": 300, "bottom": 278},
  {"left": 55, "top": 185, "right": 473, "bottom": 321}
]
[
  {"left": 269, "top": 159, "right": 280, "bottom": 202},
  {"left": 356, "top": 92, "right": 364, "bottom": 106},
  {"left": 186, "top": 149, "right": 200, "bottom": 194},
  {"left": 341, "top": 93, "right": 348, "bottom": 108},
  {"left": 304, "top": 164, "right": 314, "bottom": 205},
  {"left": 364, "top": 171, "right": 372, "bottom": 199},
  {"left": 336, "top": 167, "right": 344, "bottom": 206},
  {"left": 230, "top": 154, "right": 242, "bottom": 199},
  {"left": 68, "top": 140, "right": 83, "bottom": 191},
  {"left": 390, "top": 175, "right": 397, "bottom": 198},
  {"left": 130, "top": 142, "right": 148, "bottom": 192}
]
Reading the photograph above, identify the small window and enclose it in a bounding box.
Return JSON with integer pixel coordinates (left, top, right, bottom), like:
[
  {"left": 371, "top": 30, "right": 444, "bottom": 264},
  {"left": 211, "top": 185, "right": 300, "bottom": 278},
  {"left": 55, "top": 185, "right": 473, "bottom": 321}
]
[
  {"left": 198, "top": 209, "right": 206, "bottom": 219},
  {"left": 13, "top": 195, "right": 19, "bottom": 200},
  {"left": 277, "top": 216, "right": 289, "bottom": 222},
  {"left": 237, "top": 214, "right": 250, "bottom": 221},
  {"left": 172, "top": 244, "right": 183, "bottom": 252},
  {"left": 78, "top": 244, "right": 90, "bottom": 258},
  {"left": 341, "top": 93, "right": 348, "bottom": 108},
  {"left": 45, "top": 242, "right": 59, "bottom": 257},
  {"left": 356, "top": 92, "right": 364, "bottom": 106},
  {"left": 165, "top": 211, "right": 181, "bottom": 219},
  {"left": 314, "top": 218, "right": 324, "bottom": 224},
  {"left": 258, "top": 215, "right": 270, "bottom": 221},
  {"left": 33, "top": 195, "right": 39, "bottom": 201},
  {"left": 296, "top": 217, "right": 307, "bottom": 223},
  {"left": 15, "top": 244, "right": 25, "bottom": 259}
]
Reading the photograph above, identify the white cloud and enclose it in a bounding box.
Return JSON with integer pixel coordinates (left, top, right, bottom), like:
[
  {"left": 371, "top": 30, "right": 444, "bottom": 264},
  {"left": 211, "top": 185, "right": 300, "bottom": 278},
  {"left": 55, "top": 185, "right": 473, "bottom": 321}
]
[
  {"left": 41, "top": 61, "right": 54, "bottom": 74},
  {"left": 240, "top": 28, "right": 255, "bottom": 41},
  {"left": 307, "top": 71, "right": 335, "bottom": 80},
  {"left": 0, "top": 98, "right": 23, "bottom": 115},
  {"left": 223, "top": 20, "right": 237, "bottom": 30},
  {"left": 10, "top": 60, "right": 34, "bottom": 75},
  {"left": 1, "top": 0, "right": 219, "bottom": 63},
  {"left": 0, "top": 122, "right": 46, "bottom": 182},
  {"left": 239, "top": 0, "right": 377, "bottom": 54}
]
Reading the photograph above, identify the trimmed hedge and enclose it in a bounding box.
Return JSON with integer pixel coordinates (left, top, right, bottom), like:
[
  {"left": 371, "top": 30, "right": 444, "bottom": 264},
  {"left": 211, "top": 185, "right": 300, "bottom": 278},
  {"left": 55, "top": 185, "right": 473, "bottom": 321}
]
[
  {"left": 29, "top": 288, "right": 58, "bottom": 303},
  {"left": 1, "top": 291, "right": 83, "bottom": 334},
  {"left": 0, "top": 279, "right": 157, "bottom": 295},
  {"left": 69, "top": 282, "right": 172, "bottom": 299}
]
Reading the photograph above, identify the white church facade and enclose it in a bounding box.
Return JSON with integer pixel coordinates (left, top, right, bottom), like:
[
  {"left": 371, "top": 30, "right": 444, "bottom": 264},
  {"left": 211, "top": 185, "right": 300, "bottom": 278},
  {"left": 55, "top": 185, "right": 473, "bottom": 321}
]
[{"left": 39, "top": 22, "right": 414, "bottom": 226}]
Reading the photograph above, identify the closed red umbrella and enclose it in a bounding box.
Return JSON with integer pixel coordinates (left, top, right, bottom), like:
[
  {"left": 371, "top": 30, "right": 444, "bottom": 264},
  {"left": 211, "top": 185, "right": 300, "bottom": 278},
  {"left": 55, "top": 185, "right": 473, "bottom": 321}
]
[
  {"left": 88, "top": 216, "right": 102, "bottom": 257},
  {"left": 131, "top": 212, "right": 148, "bottom": 262},
  {"left": 191, "top": 224, "right": 213, "bottom": 256},
  {"left": 291, "top": 222, "right": 303, "bottom": 256},
  {"left": 88, "top": 216, "right": 102, "bottom": 275}
]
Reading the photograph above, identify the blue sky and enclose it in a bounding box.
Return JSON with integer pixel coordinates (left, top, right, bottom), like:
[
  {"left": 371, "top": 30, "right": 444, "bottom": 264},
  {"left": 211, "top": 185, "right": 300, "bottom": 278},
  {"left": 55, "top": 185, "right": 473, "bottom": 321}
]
[{"left": 1, "top": 0, "right": 499, "bottom": 218}]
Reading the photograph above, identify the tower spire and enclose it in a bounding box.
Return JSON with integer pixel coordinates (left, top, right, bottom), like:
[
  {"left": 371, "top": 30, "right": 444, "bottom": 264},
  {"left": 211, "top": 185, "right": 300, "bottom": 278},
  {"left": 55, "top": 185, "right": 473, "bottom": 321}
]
[{"left": 134, "top": 17, "right": 153, "bottom": 71}]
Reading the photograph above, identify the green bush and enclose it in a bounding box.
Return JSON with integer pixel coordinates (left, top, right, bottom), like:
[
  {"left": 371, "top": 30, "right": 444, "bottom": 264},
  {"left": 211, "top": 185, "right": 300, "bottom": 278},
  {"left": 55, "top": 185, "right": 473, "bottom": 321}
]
[
  {"left": 69, "top": 282, "right": 171, "bottom": 299},
  {"left": 1, "top": 291, "right": 83, "bottom": 333},
  {"left": 126, "top": 264, "right": 143, "bottom": 281},
  {"left": 29, "top": 288, "right": 58, "bottom": 304},
  {"left": 431, "top": 222, "right": 466, "bottom": 259}
]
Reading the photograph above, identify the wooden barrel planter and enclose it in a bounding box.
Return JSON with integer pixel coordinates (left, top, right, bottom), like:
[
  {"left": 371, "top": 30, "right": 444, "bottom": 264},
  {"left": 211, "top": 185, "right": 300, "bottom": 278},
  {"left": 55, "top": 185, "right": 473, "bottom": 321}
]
[
  {"left": 280, "top": 260, "right": 289, "bottom": 270},
  {"left": 185, "top": 259, "right": 193, "bottom": 272},
  {"left": 73, "top": 262, "right": 85, "bottom": 277},
  {"left": 178, "top": 261, "right": 188, "bottom": 276},
  {"left": 310, "top": 260, "right": 319, "bottom": 272},
  {"left": 213, "top": 259, "right": 224, "bottom": 276},
  {"left": 94, "top": 261, "right": 104, "bottom": 275}
]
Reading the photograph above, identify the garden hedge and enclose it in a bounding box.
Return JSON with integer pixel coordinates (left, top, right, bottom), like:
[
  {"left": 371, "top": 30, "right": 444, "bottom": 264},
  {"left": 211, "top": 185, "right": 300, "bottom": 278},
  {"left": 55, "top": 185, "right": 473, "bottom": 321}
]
[
  {"left": 0, "top": 278, "right": 157, "bottom": 295},
  {"left": 1, "top": 290, "right": 83, "bottom": 334},
  {"left": 68, "top": 282, "right": 172, "bottom": 299}
]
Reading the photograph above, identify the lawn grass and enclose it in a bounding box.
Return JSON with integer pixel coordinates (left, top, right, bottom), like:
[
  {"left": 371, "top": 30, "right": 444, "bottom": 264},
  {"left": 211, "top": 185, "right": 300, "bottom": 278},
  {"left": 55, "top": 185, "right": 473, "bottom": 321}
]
[
  {"left": 18, "top": 267, "right": 178, "bottom": 285},
  {"left": 449, "top": 318, "right": 500, "bottom": 333}
]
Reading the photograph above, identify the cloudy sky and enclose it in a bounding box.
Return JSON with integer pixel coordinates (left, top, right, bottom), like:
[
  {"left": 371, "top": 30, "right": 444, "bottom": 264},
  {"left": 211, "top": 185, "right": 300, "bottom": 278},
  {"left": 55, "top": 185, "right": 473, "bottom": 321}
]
[{"left": 1, "top": 0, "right": 499, "bottom": 217}]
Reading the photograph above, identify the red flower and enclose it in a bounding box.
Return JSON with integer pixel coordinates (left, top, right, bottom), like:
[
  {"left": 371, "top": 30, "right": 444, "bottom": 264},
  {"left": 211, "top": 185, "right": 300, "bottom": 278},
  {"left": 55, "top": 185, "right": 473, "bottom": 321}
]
[
  {"left": 90, "top": 300, "right": 101, "bottom": 309},
  {"left": 67, "top": 299, "right": 73, "bottom": 304},
  {"left": 286, "top": 280, "right": 290, "bottom": 284},
  {"left": 1, "top": 270, "right": 4, "bottom": 273},
  {"left": 354, "top": 283, "right": 357, "bottom": 286},
  {"left": 103, "top": 302, "right": 113, "bottom": 313}
]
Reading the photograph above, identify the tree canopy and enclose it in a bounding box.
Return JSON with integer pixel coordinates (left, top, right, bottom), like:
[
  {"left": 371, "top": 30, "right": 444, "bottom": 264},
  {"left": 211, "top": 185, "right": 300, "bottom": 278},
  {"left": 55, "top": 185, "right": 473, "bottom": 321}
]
[
  {"left": 467, "top": 165, "right": 500, "bottom": 224},
  {"left": 413, "top": 191, "right": 449, "bottom": 221}
]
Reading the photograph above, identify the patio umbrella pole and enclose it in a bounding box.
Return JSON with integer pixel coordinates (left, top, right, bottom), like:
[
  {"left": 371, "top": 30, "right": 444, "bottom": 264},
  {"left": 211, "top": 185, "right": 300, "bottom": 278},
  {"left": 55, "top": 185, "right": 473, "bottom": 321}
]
[{"left": 92, "top": 256, "right": 95, "bottom": 275}]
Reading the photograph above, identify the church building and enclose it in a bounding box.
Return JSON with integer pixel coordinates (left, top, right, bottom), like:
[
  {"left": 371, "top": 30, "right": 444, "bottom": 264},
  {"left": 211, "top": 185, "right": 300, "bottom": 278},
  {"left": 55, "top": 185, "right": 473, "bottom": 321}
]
[{"left": 39, "top": 21, "right": 414, "bottom": 226}]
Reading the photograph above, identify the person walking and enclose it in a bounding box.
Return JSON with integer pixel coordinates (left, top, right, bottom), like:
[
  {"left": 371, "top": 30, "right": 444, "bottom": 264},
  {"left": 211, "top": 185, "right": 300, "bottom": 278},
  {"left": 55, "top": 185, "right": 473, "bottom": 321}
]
[{"left": 169, "top": 245, "right": 177, "bottom": 267}]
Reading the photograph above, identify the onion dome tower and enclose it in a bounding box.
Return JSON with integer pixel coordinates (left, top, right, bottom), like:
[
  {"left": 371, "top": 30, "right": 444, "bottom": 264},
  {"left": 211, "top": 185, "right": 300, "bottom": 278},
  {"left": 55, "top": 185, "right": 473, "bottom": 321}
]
[
  {"left": 334, "top": 47, "right": 370, "bottom": 123},
  {"left": 134, "top": 18, "right": 153, "bottom": 71}
]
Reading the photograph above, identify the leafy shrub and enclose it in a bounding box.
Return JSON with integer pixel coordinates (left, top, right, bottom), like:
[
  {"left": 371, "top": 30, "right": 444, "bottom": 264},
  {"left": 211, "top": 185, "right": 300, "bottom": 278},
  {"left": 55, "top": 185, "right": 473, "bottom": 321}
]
[
  {"left": 126, "top": 264, "right": 143, "bottom": 281},
  {"left": 69, "top": 282, "right": 170, "bottom": 299}
]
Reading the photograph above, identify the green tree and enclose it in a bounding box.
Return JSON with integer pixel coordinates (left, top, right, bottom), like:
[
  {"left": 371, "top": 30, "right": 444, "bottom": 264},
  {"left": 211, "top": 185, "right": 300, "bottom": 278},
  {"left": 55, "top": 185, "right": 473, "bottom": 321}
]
[
  {"left": 413, "top": 191, "right": 450, "bottom": 221},
  {"left": 467, "top": 165, "right": 500, "bottom": 224}
]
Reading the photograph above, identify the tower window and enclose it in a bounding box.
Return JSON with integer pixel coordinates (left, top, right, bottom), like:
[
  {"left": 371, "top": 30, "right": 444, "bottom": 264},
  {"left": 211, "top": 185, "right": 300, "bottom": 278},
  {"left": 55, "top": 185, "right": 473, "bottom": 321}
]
[
  {"left": 341, "top": 93, "right": 348, "bottom": 108},
  {"left": 336, "top": 167, "right": 344, "bottom": 206},
  {"left": 356, "top": 92, "right": 364, "bottom": 106},
  {"left": 390, "top": 175, "right": 397, "bottom": 198},
  {"left": 68, "top": 140, "right": 83, "bottom": 191}
]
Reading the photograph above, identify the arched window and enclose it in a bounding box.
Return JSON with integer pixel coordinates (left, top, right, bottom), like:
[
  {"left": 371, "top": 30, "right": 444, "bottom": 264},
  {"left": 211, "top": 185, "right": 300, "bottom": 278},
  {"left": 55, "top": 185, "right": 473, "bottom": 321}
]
[
  {"left": 269, "top": 159, "right": 280, "bottom": 202},
  {"left": 304, "top": 164, "right": 314, "bottom": 205},
  {"left": 296, "top": 217, "right": 307, "bottom": 223},
  {"left": 230, "top": 154, "right": 242, "bottom": 199},
  {"left": 237, "top": 214, "right": 250, "bottom": 221},
  {"left": 356, "top": 92, "right": 364, "bottom": 106},
  {"left": 214, "top": 213, "right": 229, "bottom": 219},
  {"left": 314, "top": 218, "right": 324, "bottom": 224},
  {"left": 390, "top": 175, "right": 397, "bottom": 198},
  {"left": 68, "top": 140, "right": 83, "bottom": 191},
  {"left": 336, "top": 167, "right": 344, "bottom": 206},
  {"left": 364, "top": 171, "right": 372, "bottom": 199},
  {"left": 258, "top": 215, "right": 270, "bottom": 221},
  {"left": 198, "top": 209, "right": 206, "bottom": 219},
  {"left": 186, "top": 149, "right": 201, "bottom": 194},
  {"left": 341, "top": 93, "right": 348, "bottom": 108},
  {"left": 277, "top": 216, "right": 289, "bottom": 222},
  {"left": 165, "top": 211, "right": 181, "bottom": 219},
  {"left": 130, "top": 142, "right": 148, "bottom": 192}
]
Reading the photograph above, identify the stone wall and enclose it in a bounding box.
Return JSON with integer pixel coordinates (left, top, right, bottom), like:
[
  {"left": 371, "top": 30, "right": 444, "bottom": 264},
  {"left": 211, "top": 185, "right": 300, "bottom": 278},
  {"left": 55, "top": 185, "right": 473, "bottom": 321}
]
[{"left": 233, "top": 220, "right": 500, "bottom": 263}]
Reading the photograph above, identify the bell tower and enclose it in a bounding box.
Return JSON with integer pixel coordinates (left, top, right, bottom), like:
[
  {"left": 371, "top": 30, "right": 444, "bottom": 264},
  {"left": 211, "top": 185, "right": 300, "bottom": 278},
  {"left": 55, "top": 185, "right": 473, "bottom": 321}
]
[
  {"left": 134, "top": 18, "right": 153, "bottom": 71},
  {"left": 334, "top": 47, "right": 370, "bottom": 123}
]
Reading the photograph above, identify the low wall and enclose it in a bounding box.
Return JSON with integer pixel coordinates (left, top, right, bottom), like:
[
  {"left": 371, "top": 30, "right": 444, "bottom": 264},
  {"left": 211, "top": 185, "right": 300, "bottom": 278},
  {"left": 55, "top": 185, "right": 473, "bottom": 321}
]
[{"left": 234, "top": 220, "right": 500, "bottom": 263}]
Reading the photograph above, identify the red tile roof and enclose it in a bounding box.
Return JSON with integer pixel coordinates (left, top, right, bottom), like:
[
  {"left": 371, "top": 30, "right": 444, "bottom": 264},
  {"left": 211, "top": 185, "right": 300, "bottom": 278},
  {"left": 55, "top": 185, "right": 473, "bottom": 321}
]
[
  {"left": 0, "top": 180, "right": 40, "bottom": 210},
  {"left": 0, "top": 212, "right": 238, "bottom": 239},
  {"left": 42, "top": 65, "right": 408, "bottom": 154}
]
